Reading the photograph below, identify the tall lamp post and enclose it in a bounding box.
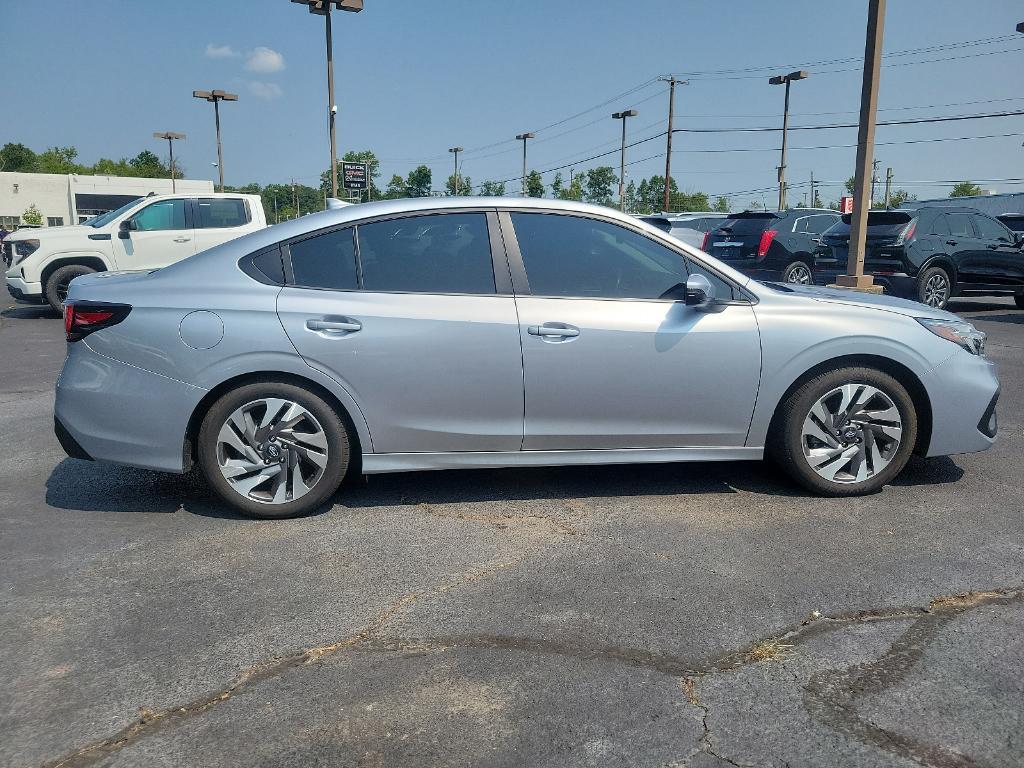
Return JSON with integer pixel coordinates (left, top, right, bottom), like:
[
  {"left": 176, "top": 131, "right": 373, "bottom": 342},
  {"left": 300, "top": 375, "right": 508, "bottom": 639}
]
[
  {"left": 768, "top": 70, "right": 809, "bottom": 211},
  {"left": 153, "top": 132, "right": 186, "bottom": 192},
  {"left": 448, "top": 146, "right": 463, "bottom": 195},
  {"left": 612, "top": 109, "right": 637, "bottom": 212},
  {"left": 515, "top": 133, "right": 535, "bottom": 196},
  {"left": 192, "top": 90, "right": 238, "bottom": 192},
  {"left": 291, "top": 0, "right": 364, "bottom": 200}
]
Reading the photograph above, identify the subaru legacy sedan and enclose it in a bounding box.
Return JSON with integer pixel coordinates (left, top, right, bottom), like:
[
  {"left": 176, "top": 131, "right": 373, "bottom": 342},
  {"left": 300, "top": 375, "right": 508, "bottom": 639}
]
[{"left": 55, "top": 197, "right": 998, "bottom": 518}]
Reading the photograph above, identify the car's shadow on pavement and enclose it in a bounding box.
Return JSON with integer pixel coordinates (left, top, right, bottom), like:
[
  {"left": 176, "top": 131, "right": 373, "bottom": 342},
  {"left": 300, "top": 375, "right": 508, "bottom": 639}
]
[
  {"left": 45, "top": 454, "right": 965, "bottom": 519},
  {"left": 958, "top": 313, "right": 1024, "bottom": 326},
  {"left": 1, "top": 305, "right": 59, "bottom": 320}
]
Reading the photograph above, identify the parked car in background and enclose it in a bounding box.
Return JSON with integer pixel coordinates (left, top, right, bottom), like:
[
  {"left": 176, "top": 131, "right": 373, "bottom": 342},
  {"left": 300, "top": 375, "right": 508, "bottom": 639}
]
[
  {"left": 638, "top": 212, "right": 729, "bottom": 249},
  {"left": 55, "top": 197, "right": 997, "bottom": 518},
  {"left": 815, "top": 207, "right": 1024, "bottom": 310},
  {"left": 997, "top": 213, "right": 1024, "bottom": 235},
  {"left": 702, "top": 208, "right": 840, "bottom": 284},
  {"left": 4, "top": 193, "right": 267, "bottom": 311}
]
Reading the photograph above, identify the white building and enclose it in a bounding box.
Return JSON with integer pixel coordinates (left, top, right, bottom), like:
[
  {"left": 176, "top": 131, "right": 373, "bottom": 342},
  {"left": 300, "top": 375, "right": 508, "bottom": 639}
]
[{"left": 0, "top": 172, "right": 214, "bottom": 230}]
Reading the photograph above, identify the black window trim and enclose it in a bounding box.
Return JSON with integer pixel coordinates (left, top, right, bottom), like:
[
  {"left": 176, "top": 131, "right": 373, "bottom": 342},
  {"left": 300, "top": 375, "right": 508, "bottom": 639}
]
[
  {"left": 239, "top": 244, "right": 286, "bottom": 286},
  {"left": 497, "top": 207, "right": 755, "bottom": 305},
  {"left": 279, "top": 207, "right": 512, "bottom": 297}
]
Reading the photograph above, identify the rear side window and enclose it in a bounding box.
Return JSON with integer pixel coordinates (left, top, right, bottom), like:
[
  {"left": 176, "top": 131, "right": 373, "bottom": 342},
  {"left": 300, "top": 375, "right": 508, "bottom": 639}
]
[
  {"left": 290, "top": 227, "right": 358, "bottom": 290},
  {"left": 799, "top": 214, "right": 838, "bottom": 234},
  {"left": 131, "top": 199, "right": 186, "bottom": 231},
  {"left": 946, "top": 213, "right": 975, "bottom": 238},
  {"left": 972, "top": 214, "right": 1013, "bottom": 243},
  {"left": 715, "top": 216, "right": 773, "bottom": 236},
  {"left": 197, "top": 198, "right": 250, "bottom": 228},
  {"left": 357, "top": 213, "right": 495, "bottom": 294}
]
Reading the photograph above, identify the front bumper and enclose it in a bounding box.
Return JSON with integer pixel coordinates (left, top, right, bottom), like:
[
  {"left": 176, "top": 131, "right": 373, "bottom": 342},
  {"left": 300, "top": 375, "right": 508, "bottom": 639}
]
[
  {"left": 6, "top": 275, "right": 45, "bottom": 302},
  {"left": 55, "top": 340, "right": 207, "bottom": 473},
  {"left": 921, "top": 351, "right": 999, "bottom": 457}
]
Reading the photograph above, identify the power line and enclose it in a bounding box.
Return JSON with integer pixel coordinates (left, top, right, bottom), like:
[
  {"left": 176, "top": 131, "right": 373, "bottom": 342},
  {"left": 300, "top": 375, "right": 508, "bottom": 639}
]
[
  {"left": 669, "top": 131, "right": 1024, "bottom": 155},
  {"left": 670, "top": 109, "right": 1024, "bottom": 134}
]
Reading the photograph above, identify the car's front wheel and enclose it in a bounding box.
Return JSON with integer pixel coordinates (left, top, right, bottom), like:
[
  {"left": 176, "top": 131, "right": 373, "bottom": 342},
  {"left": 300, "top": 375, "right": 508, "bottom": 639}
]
[
  {"left": 198, "top": 381, "right": 350, "bottom": 518},
  {"left": 770, "top": 367, "right": 917, "bottom": 496},
  {"left": 782, "top": 260, "right": 813, "bottom": 285}
]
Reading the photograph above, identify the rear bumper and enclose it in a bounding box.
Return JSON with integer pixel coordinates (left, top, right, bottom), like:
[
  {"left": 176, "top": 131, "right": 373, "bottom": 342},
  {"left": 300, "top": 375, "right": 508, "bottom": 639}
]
[
  {"left": 922, "top": 352, "right": 999, "bottom": 457},
  {"left": 54, "top": 341, "right": 207, "bottom": 473}
]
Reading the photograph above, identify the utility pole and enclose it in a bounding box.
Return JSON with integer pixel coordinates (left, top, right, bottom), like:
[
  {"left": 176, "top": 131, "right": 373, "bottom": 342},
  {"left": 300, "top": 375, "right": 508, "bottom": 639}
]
[
  {"left": 153, "top": 132, "right": 186, "bottom": 193},
  {"left": 292, "top": 178, "right": 298, "bottom": 218},
  {"left": 835, "top": 0, "right": 886, "bottom": 293},
  {"left": 658, "top": 76, "right": 686, "bottom": 213},
  {"left": 273, "top": 196, "right": 279, "bottom": 224},
  {"left": 192, "top": 90, "right": 238, "bottom": 192},
  {"left": 516, "top": 133, "right": 534, "bottom": 196},
  {"left": 870, "top": 158, "right": 880, "bottom": 206},
  {"left": 810, "top": 170, "right": 816, "bottom": 208},
  {"left": 448, "top": 146, "right": 463, "bottom": 195},
  {"left": 769, "top": 71, "right": 809, "bottom": 210},
  {"left": 612, "top": 109, "right": 638, "bottom": 212},
  {"left": 884, "top": 166, "right": 893, "bottom": 208}
]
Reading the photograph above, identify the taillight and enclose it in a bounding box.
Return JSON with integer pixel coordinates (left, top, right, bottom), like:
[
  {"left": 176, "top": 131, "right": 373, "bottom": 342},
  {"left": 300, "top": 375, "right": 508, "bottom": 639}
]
[
  {"left": 757, "top": 229, "right": 777, "bottom": 259},
  {"left": 701, "top": 231, "right": 711, "bottom": 251},
  {"left": 63, "top": 302, "right": 131, "bottom": 342},
  {"left": 896, "top": 219, "right": 917, "bottom": 245}
]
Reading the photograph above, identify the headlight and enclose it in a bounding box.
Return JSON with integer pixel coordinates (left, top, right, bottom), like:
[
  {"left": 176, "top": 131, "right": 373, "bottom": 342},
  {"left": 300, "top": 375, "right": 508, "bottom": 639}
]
[
  {"left": 917, "top": 317, "right": 986, "bottom": 356},
  {"left": 13, "top": 239, "right": 40, "bottom": 264}
]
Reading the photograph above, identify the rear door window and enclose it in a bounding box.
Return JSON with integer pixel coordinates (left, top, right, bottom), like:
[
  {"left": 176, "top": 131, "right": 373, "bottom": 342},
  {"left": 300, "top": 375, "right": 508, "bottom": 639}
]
[
  {"left": 946, "top": 213, "right": 976, "bottom": 239},
  {"left": 197, "top": 198, "right": 250, "bottom": 228},
  {"left": 805, "top": 214, "right": 839, "bottom": 234},
  {"left": 290, "top": 227, "right": 359, "bottom": 290},
  {"left": 928, "top": 215, "right": 950, "bottom": 236}
]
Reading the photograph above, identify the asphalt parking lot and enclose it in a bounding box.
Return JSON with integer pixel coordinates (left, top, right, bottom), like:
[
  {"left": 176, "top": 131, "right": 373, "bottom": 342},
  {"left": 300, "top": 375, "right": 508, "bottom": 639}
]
[{"left": 1, "top": 292, "right": 1022, "bottom": 768}]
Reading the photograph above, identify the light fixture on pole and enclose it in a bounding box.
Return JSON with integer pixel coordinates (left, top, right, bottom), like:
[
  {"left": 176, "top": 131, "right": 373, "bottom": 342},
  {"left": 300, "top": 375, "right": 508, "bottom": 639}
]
[
  {"left": 448, "top": 146, "right": 463, "bottom": 196},
  {"left": 153, "top": 132, "right": 186, "bottom": 193},
  {"left": 192, "top": 90, "right": 238, "bottom": 193},
  {"left": 515, "top": 133, "right": 535, "bottom": 196},
  {"left": 768, "top": 70, "right": 809, "bottom": 211},
  {"left": 611, "top": 109, "right": 638, "bottom": 212},
  {"left": 291, "top": 0, "right": 364, "bottom": 200}
]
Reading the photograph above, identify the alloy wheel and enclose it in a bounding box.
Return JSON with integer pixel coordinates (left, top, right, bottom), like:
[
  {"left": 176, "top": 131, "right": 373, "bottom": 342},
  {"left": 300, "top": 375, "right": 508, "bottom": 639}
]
[
  {"left": 922, "top": 272, "right": 949, "bottom": 307},
  {"left": 800, "top": 383, "right": 903, "bottom": 484},
  {"left": 216, "top": 398, "right": 329, "bottom": 504},
  {"left": 786, "top": 265, "right": 812, "bottom": 284}
]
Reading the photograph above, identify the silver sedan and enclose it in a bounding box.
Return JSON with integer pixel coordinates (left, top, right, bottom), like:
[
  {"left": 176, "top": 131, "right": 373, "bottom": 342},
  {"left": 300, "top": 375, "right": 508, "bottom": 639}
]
[{"left": 55, "top": 197, "right": 998, "bottom": 518}]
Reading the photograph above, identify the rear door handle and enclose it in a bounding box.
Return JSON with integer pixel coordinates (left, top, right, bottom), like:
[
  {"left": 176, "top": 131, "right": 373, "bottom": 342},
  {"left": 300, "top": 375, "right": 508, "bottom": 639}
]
[
  {"left": 173, "top": 237, "right": 191, "bottom": 243},
  {"left": 527, "top": 324, "right": 580, "bottom": 338},
  {"left": 946, "top": 240, "right": 958, "bottom": 246},
  {"left": 306, "top": 318, "right": 362, "bottom": 333}
]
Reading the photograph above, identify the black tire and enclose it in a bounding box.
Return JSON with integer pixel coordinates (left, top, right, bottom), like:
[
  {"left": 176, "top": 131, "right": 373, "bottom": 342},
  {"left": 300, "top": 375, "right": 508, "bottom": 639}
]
[
  {"left": 768, "top": 366, "right": 918, "bottom": 497},
  {"left": 1014, "top": 294, "right": 1024, "bottom": 309},
  {"left": 198, "top": 381, "right": 350, "bottom": 519},
  {"left": 45, "top": 264, "right": 96, "bottom": 312},
  {"left": 916, "top": 265, "right": 953, "bottom": 310},
  {"left": 782, "top": 260, "right": 813, "bottom": 285}
]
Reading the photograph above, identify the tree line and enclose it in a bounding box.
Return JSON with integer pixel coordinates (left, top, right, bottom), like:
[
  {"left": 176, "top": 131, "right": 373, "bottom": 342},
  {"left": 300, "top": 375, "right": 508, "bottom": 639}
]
[{"left": 1, "top": 142, "right": 178, "bottom": 179}]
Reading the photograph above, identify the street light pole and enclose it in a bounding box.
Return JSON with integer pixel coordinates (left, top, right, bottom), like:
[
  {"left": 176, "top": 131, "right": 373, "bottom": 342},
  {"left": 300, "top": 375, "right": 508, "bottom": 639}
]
[
  {"left": 448, "top": 147, "right": 463, "bottom": 195},
  {"left": 291, "top": 0, "right": 364, "bottom": 200},
  {"left": 153, "top": 132, "right": 186, "bottom": 193},
  {"left": 192, "top": 90, "right": 238, "bottom": 192},
  {"left": 516, "top": 133, "right": 535, "bottom": 196},
  {"left": 612, "top": 109, "right": 638, "bottom": 212},
  {"left": 769, "top": 70, "right": 808, "bottom": 210},
  {"left": 658, "top": 77, "right": 685, "bottom": 213}
]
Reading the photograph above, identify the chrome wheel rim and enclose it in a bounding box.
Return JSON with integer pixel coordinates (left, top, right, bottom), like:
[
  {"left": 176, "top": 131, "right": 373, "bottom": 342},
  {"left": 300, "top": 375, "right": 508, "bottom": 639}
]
[
  {"left": 56, "top": 280, "right": 71, "bottom": 303},
  {"left": 922, "top": 273, "right": 949, "bottom": 307},
  {"left": 216, "top": 398, "right": 329, "bottom": 505},
  {"left": 786, "top": 264, "right": 812, "bottom": 284},
  {"left": 801, "top": 384, "right": 903, "bottom": 484}
]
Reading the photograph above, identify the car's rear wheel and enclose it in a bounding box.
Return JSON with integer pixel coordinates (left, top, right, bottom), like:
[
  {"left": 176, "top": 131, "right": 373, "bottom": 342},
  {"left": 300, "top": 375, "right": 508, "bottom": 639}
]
[
  {"left": 916, "top": 265, "right": 952, "bottom": 310},
  {"left": 782, "top": 260, "right": 812, "bottom": 285},
  {"left": 198, "top": 381, "right": 350, "bottom": 519},
  {"left": 770, "top": 367, "right": 917, "bottom": 496},
  {"left": 45, "top": 264, "right": 96, "bottom": 312}
]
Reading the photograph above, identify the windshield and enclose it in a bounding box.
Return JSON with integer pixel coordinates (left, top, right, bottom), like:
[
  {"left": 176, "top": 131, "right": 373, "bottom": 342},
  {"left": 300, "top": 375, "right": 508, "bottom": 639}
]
[{"left": 85, "top": 199, "right": 143, "bottom": 228}]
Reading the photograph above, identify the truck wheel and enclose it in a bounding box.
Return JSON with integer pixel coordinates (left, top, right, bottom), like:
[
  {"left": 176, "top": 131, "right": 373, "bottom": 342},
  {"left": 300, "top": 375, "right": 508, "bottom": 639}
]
[
  {"left": 916, "top": 266, "right": 952, "bottom": 310},
  {"left": 782, "top": 261, "right": 812, "bottom": 284},
  {"left": 45, "top": 264, "right": 96, "bottom": 312}
]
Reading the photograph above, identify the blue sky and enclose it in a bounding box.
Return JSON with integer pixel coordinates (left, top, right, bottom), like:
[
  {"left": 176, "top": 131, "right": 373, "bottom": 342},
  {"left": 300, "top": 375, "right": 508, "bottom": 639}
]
[{"left": 2, "top": 0, "right": 1022, "bottom": 205}]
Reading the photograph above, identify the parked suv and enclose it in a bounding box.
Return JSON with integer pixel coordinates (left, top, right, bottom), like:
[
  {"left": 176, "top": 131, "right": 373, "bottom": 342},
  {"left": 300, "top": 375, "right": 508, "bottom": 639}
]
[
  {"left": 637, "top": 212, "right": 728, "bottom": 249},
  {"left": 702, "top": 209, "right": 840, "bottom": 284},
  {"left": 815, "top": 207, "right": 1024, "bottom": 310}
]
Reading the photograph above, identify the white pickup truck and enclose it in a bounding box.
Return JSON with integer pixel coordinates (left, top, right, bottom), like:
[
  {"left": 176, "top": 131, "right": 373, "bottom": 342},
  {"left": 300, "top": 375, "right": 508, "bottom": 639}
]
[{"left": 4, "top": 192, "right": 266, "bottom": 310}]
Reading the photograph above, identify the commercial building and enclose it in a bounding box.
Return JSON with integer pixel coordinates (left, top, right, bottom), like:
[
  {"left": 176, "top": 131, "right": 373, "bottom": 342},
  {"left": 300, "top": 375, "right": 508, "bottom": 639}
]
[
  {"left": 915, "top": 191, "right": 1024, "bottom": 217},
  {"left": 0, "top": 172, "right": 214, "bottom": 230}
]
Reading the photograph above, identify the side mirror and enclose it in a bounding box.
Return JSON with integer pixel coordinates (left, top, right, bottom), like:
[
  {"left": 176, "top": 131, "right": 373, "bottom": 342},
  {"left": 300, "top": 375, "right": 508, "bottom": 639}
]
[
  {"left": 1015, "top": 233, "right": 1024, "bottom": 249},
  {"left": 118, "top": 219, "right": 134, "bottom": 239},
  {"left": 684, "top": 273, "right": 716, "bottom": 309}
]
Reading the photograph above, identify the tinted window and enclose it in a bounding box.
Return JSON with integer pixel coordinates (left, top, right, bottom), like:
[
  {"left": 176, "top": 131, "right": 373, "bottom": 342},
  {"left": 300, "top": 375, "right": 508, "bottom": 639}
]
[
  {"left": 714, "top": 215, "right": 774, "bottom": 236},
  {"left": 946, "top": 213, "right": 975, "bottom": 238},
  {"left": 357, "top": 213, "right": 494, "bottom": 294},
  {"left": 928, "top": 215, "right": 950, "bottom": 236},
  {"left": 805, "top": 214, "right": 839, "bottom": 234},
  {"left": 290, "top": 227, "right": 358, "bottom": 290},
  {"left": 972, "top": 214, "right": 1012, "bottom": 243},
  {"left": 998, "top": 214, "right": 1024, "bottom": 233},
  {"left": 132, "top": 199, "right": 186, "bottom": 231},
  {"left": 512, "top": 213, "right": 691, "bottom": 300},
  {"left": 197, "top": 198, "right": 250, "bottom": 228}
]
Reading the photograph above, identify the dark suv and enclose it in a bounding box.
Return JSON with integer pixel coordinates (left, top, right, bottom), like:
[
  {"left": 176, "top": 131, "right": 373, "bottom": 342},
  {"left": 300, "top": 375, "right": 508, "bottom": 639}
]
[
  {"left": 815, "top": 207, "right": 1024, "bottom": 309},
  {"left": 702, "top": 209, "right": 840, "bottom": 284}
]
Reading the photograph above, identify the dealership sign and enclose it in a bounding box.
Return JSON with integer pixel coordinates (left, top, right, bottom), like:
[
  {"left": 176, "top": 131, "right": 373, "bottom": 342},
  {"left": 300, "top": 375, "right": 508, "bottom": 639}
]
[{"left": 342, "top": 162, "right": 368, "bottom": 191}]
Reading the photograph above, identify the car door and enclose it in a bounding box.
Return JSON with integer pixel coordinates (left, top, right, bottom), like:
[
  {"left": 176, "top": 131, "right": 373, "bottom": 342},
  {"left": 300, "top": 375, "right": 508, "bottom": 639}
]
[
  {"left": 276, "top": 210, "right": 525, "bottom": 454},
  {"left": 968, "top": 213, "right": 1024, "bottom": 288},
  {"left": 503, "top": 210, "right": 762, "bottom": 451},
  {"left": 943, "top": 212, "right": 985, "bottom": 284},
  {"left": 111, "top": 198, "right": 196, "bottom": 270},
  {"left": 190, "top": 197, "right": 254, "bottom": 254}
]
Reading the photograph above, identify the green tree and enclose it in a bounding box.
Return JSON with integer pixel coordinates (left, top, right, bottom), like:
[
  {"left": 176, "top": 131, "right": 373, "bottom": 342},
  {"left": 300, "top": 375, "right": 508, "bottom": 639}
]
[
  {"left": 37, "top": 146, "right": 84, "bottom": 174},
  {"left": 383, "top": 174, "right": 406, "bottom": 199},
  {"left": 584, "top": 166, "right": 618, "bottom": 206},
  {"left": 670, "top": 190, "right": 710, "bottom": 212},
  {"left": 635, "top": 179, "right": 651, "bottom": 213},
  {"left": 624, "top": 180, "right": 638, "bottom": 212},
  {"left": 713, "top": 196, "right": 730, "bottom": 213},
  {"left": 478, "top": 180, "right": 506, "bottom": 196},
  {"left": 557, "top": 174, "right": 584, "bottom": 201},
  {"left": 91, "top": 157, "right": 134, "bottom": 176},
  {"left": 22, "top": 204, "right": 43, "bottom": 226},
  {"left": 550, "top": 173, "right": 564, "bottom": 198},
  {"left": 0, "top": 143, "right": 38, "bottom": 172},
  {"left": 405, "top": 165, "right": 432, "bottom": 197},
  {"left": 129, "top": 150, "right": 169, "bottom": 178},
  {"left": 845, "top": 176, "right": 856, "bottom": 195},
  {"left": 321, "top": 150, "right": 381, "bottom": 202},
  {"left": 950, "top": 181, "right": 983, "bottom": 198},
  {"left": 445, "top": 173, "right": 473, "bottom": 196},
  {"left": 526, "top": 170, "right": 545, "bottom": 197},
  {"left": 887, "top": 189, "right": 916, "bottom": 208}
]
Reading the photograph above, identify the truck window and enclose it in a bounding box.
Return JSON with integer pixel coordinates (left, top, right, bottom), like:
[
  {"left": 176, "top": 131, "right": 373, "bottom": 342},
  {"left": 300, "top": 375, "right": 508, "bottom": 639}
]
[
  {"left": 197, "top": 198, "right": 251, "bottom": 229},
  {"left": 132, "top": 199, "right": 186, "bottom": 231}
]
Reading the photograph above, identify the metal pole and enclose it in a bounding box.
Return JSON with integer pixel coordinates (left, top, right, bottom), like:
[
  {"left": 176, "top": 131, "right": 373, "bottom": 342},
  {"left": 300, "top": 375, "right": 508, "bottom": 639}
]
[
  {"left": 810, "top": 170, "right": 815, "bottom": 208},
  {"left": 522, "top": 138, "right": 527, "bottom": 195},
  {"left": 837, "top": 0, "right": 886, "bottom": 291},
  {"left": 662, "top": 77, "right": 676, "bottom": 213},
  {"left": 619, "top": 116, "right": 627, "bottom": 211},
  {"left": 884, "top": 166, "right": 893, "bottom": 208},
  {"left": 779, "top": 79, "right": 791, "bottom": 210},
  {"left": 325, "top": 4, "right": 339, "bottom": 200},
  {"left": 168, "top": 138, "right": 176, "bottom": 193},
  {"left": 454, "top": 149, "right": 459, "bottom": 195},
  {"left": 214, "top": 99, "right": 224, "bottom": 192},
  {"left": 871, "top": 158, "right": 880, "bottom": 206}
]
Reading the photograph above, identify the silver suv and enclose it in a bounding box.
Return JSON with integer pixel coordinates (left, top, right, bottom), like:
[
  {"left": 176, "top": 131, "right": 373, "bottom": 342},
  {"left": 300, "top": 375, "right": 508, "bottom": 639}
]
[{"left": 56, "top": 197, "right": 998, "bottom": 518}]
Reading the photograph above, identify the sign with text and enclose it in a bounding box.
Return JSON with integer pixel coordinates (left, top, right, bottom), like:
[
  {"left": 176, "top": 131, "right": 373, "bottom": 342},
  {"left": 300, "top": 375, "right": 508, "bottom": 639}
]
[
  {"left": 840, "top": 196, "right": 854, "bottom": 214},
  {"left": 342, "top": 162, "right": 368, "bottom": 191}
]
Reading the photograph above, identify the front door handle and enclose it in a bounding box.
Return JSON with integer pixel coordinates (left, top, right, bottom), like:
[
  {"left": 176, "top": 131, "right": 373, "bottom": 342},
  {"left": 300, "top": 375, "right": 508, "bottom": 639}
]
[
  {"left": 173, "top": 237, "right": 191, "bottom": 243},
  {"left": 306, "top": 318, "right": 362, "bottom": 333},
  {"left": 946, "top": 240, "right": 958, "bottom": 246},
  {"left": 527, "top": 324, "right": 580, "bottom": 338}
]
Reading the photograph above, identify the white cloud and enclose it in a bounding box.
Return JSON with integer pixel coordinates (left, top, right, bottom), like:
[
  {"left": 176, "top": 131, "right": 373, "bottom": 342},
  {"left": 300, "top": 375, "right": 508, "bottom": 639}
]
[
  {"left": 245, "top": 47, "right": 286, "bottom": 73},
  {"left": 205, "top": 43, "right": 239, "bottom": 58},
  {"left": 248, "top": 81, "right": 284, "bottom": 100}
]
